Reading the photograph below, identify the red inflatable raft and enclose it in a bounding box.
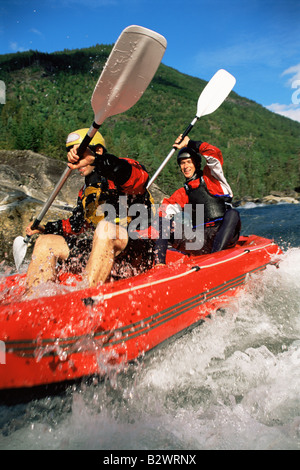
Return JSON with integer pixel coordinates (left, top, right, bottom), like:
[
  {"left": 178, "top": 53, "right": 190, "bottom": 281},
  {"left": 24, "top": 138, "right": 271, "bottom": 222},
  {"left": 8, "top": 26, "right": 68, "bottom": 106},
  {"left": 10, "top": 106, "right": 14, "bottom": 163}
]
[{"left": 0, "top": 235, "right": 282, "bottom": 391}]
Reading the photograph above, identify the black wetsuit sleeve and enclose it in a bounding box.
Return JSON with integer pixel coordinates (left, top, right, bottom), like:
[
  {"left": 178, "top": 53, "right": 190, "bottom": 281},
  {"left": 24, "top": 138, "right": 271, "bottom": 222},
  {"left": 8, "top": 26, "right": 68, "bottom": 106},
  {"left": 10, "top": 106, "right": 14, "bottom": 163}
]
[
  {"left": 187, "top": 140, "right": 203, "bottom": 153},
  {"left": 43, "top": 196, "right": 85, "bottom": 236},
  {"left": 94, "top": 153, "right": 132, "bottom": 186}
]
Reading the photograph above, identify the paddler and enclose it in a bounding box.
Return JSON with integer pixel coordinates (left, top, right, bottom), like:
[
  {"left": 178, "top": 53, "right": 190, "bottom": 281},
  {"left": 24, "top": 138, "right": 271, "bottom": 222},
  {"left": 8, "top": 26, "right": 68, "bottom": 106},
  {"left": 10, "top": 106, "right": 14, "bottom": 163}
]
[
  {"left": 154, "top": 135, "right": 241, "bottom": 264},
  {"left": 25, "top": 129, "right": 155, "bottom": 294}
]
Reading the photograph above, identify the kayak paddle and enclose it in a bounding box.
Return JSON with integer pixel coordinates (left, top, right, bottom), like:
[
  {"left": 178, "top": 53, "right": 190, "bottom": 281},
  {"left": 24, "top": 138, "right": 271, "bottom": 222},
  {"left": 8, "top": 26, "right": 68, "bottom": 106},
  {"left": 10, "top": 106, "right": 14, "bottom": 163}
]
[
  {"left": 13, "top": 25, "right": 167, "bottom": 271},
  {"left": 146, "top": 69, "right": 236, "bottom": 189}
]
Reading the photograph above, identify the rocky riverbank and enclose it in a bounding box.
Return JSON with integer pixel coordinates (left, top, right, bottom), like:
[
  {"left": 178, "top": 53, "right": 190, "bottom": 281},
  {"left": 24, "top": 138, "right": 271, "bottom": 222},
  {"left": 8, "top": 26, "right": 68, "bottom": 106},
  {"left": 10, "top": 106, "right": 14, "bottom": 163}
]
[{"left": 236, "top": 191, "right": 300, "bottom": 207}]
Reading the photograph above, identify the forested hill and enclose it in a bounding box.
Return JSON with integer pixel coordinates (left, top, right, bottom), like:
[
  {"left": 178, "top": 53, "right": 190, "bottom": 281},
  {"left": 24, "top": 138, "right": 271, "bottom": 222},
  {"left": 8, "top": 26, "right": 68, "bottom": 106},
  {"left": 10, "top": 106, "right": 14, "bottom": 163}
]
[{"left": 0, "top": 45, "right": 299, "bottom": 200}]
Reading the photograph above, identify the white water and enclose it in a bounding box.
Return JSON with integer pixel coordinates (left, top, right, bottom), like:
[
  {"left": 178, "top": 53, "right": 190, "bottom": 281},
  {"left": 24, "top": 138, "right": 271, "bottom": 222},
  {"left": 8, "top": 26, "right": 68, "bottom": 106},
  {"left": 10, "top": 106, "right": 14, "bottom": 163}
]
[{"left": 0, "top": 204, "right": 300, "bottom": 450}]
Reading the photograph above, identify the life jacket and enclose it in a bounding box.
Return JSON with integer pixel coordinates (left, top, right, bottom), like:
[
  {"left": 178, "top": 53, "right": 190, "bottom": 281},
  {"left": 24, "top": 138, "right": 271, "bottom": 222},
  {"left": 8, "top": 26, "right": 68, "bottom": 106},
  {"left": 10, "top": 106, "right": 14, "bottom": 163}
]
[
  {"left": 81, "top": 176, "right": 155, "bottom": 230},
  {"left": 184, "top": 176, "right": 231, "bottom": 226}
]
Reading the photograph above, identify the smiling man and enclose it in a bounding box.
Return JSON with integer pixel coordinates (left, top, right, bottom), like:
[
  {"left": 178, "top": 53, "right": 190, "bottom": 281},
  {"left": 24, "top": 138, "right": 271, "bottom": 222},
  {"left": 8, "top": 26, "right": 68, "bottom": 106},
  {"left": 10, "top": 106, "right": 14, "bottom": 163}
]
[{"left": 154, "top": 135, "right": 241, "bottom": 264}]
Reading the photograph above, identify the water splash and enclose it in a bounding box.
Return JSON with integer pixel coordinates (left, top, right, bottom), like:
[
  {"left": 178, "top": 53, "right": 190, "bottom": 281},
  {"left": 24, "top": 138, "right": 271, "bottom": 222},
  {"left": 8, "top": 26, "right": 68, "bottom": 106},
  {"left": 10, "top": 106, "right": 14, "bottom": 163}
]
[{"left": 1, "top": 247, "right": 299, "bottom": 450}]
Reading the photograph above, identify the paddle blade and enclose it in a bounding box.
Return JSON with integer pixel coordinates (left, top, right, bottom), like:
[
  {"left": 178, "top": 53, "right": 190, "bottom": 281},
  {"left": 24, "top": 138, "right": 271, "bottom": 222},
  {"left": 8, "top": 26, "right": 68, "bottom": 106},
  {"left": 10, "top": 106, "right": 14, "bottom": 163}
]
[
  {"left": 91, "top": 25, "right": 167, "bottom": 125},
  {"left": 196, "top": 69, "right": 236, "bottom": 118},
  {"left": 13, "top": 236, "right": 28, "bottom": 271}
]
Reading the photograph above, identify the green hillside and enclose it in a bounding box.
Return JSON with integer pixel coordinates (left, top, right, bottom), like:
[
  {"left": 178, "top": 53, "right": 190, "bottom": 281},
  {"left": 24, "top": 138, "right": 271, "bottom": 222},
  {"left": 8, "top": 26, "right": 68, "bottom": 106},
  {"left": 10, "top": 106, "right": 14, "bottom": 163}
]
[{"left": 0, "top": 46, "right": 299, "bottom": 200}]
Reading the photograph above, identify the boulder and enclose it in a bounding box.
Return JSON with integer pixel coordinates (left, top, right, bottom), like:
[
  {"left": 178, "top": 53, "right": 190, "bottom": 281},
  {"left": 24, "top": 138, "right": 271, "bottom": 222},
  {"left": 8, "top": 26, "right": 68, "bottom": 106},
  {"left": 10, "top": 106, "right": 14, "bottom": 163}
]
[
  {"left": 0, "top": 149, "right": 83, "bottom": 206},
  {"left": 262, "top": 195, "right": 299, "bottom": 205}
]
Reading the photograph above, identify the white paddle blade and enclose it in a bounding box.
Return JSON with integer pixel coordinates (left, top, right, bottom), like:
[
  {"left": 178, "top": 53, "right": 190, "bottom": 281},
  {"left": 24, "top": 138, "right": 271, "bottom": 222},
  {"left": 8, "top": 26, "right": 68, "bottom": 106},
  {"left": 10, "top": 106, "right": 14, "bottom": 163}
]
[
  {"left": 13, "top": 236, "right": 28, "bottom": 271},
  {"left": 196, "top": 69, "right": 236, "bottom": 118},
  {"left": 91, "top": 25, "right": 167, "bottom": 125}
]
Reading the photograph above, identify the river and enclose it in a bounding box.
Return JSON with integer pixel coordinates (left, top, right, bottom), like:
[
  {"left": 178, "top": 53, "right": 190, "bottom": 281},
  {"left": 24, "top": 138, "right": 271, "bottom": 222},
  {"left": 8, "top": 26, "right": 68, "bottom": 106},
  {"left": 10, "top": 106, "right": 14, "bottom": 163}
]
[{"left": 0, "top": 202, "right": 300, "bottom": 450}]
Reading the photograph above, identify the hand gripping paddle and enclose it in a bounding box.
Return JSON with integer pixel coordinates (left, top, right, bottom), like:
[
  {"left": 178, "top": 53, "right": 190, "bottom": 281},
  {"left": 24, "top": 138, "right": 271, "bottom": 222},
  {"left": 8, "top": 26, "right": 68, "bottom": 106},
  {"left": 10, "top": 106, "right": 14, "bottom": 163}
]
[
  {"left": 13, "top": 25, "right": 167, "bottom": 270},
  {"left": 147, "top": 69, "right": 236, "bottom": 189}
]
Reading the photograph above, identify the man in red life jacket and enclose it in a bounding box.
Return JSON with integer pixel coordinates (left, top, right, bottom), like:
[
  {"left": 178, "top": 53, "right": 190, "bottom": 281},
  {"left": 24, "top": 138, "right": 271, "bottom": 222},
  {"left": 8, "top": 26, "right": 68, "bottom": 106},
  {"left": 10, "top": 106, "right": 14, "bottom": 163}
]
[
  {"left": 25, "top": 129, "right": 155, "bottom": 294},
  {"left": 154, "top": 135, "right": 241, "bottom": 264}
]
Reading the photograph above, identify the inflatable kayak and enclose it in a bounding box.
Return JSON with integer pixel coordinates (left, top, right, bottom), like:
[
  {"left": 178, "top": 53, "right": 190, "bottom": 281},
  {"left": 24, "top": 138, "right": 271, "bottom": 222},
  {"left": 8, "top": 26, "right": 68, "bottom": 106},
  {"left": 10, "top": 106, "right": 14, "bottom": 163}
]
[{"left": 0, "top": 235, "right": 282, "bottom": 391}]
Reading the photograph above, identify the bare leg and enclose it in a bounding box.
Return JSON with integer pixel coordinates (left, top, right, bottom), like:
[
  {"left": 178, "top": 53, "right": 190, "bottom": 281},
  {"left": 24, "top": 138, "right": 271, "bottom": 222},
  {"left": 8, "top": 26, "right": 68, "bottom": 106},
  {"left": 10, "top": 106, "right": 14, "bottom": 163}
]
[
  {"left": 85, "top": 220, "right": 128, "bottom": 287},
  {"left": 25, "top": 234, "right": 70, "bottom": 293}
]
